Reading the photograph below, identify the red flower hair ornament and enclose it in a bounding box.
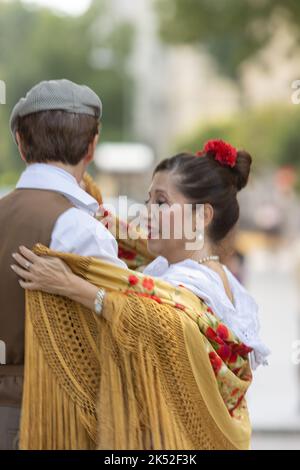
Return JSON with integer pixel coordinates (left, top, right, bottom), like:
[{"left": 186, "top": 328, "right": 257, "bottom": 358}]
[{"left": 196, "top": 139, "right": 237, "bottom": 168}]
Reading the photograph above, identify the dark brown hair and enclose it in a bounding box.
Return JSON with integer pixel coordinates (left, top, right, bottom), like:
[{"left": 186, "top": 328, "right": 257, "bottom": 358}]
[
  {"left": 154, "top": 149, "right": 252, "bottom": 242},
  {"left": 16, "top": 110, "right": 99, "bottom": 165}
]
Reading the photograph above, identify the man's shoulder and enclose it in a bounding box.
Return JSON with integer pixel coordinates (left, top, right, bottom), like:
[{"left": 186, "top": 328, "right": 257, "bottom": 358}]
[
  {"left": 59, "top": 206, "right": 99, "bottom": 225},
  {"left": 0, "top": 188, "right": 42, "bottom": 209},
  {"left": 56, "top": 207, "right": 114, "bottom": 238},
  {"left": 0, "top": 188, "right": 72, "bottom": 207},
  {"left": 0, "top": 188, "right": 16, "bottom": 204},
  {"left": 51, "top": 206, "right": 121, "bottom": 258}
]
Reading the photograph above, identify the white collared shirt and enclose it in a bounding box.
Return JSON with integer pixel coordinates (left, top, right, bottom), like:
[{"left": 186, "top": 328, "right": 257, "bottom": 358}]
[
  {"left": 16, "top": 163, "right": 127, "bottom": 268},
  {"left": 144, "top": 256, "right": 270, "bottom": 369}
]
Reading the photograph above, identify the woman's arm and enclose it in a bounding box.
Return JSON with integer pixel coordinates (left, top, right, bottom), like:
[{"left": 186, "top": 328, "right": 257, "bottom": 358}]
[
  {"left": 61, "top": 274, "right": 100, "bottom": 312},
  {"left": 11, "top": 246, "right": 101, "bottom": 313}
]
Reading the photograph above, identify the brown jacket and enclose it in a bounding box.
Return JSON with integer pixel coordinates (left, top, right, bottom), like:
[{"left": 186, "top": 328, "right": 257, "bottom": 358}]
[{"left": 0, "top": 188, "right": 73, "bottom": 406}]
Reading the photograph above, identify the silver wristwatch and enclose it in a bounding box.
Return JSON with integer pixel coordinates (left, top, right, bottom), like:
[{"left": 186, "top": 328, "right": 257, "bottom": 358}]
[{"left": 94, "top": 288, "right": 106, "bottom": 316}]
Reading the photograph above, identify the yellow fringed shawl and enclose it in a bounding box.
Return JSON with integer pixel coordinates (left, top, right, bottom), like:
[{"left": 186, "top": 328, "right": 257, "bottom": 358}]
[
  {"left": 19, "top": 174, "right": 252, "bottom": 450},
  {"left": 20, "top": 246, "right": 252, "bottom": 450}
]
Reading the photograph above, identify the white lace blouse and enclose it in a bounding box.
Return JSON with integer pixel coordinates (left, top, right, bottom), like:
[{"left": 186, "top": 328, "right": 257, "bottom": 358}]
[{"left": 143, "top": 256, "right": 270, "bottom": 369}]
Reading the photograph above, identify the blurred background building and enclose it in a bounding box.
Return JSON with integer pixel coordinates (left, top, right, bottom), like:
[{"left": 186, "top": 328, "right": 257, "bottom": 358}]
[{"left": 1, "top": 0, "right": 300, "bottom": 449}]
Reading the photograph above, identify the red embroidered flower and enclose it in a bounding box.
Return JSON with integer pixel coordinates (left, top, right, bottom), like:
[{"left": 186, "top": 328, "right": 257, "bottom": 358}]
[
  {"left": 217, "top": 344, "right": 231, "bottom": 361},
  {"left": 196, "top": 139, "right": 237, "bottom": 168},
  {"left": 216, "top": 324, "right": 229, "bottom": 340},
  {"left": 118, "top": 247, "right": 136, "bottom": 260},
  {"left": 206, "top": 326, "right": 225, "bottom": 345},
  {"left": 209, "top": 351, "right": 223, "bottom": 375},
  {"left": 128, "top": 275, "right": 139, "bottom": 286},
  {"left": 232, "top": 343, "right": 253, "bottom": 356},
  {"left": 229, "top": 352, "right": 238, "bottom": 364},
  {"left": 130, "top": 292, "right": 162, "bottom": 304},
  {"left": 175, "top": 303, "right": 186, "bottom": 311},
  {"left": 136, "top": 292, "right": 151, "bottom": 298},
  {"left": 142, "top": 277, "right": 155, "bottom": 291},
  {"left": 206, "top": 327, "right": 218, "bottom": 341},
  {"left": 150, "top": 295, "right": 162, "bottom": 304}
]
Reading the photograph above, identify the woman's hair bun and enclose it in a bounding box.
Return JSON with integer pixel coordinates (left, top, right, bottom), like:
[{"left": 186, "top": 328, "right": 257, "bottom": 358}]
[{"left": 232, "top": 150, "right": 252, "bottom": 191}]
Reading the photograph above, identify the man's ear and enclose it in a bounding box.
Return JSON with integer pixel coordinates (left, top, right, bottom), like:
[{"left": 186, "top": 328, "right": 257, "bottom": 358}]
[
  {"left": 84, "top": 133, "right": 99, "bottom": 165},
  {"left": 16, "top": 131, "right": 26, "bottom": 163}
]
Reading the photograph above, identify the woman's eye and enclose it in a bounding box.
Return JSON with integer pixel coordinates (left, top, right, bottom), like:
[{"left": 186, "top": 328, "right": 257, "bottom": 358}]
[
  {"left": 156, "top": 200, "right": 167, "bottom": 206},
  {"left": 145, "top": 198, "right": 168, "bottom": 206}
]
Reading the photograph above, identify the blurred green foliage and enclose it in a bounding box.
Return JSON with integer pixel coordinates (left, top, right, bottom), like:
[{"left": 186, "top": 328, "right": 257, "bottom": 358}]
[
  {"left": 177, "top": 105, "right": 300, "bottom": 174},
  {"left": 2, "top": 0, "right": 300, "bottom": 187},
  {"left": 0, "top": 0, "right": 134, "bottom": 182},
  {"left": 155, "top": 0, "right": 300, "bottom": 79},
  {"left": 156, "top": 0, "right": 300, "bottom": 179}
]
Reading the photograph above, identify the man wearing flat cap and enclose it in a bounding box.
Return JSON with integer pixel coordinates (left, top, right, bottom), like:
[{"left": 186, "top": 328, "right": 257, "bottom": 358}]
[{"left": 0, "top": 79, "right": 127, "bottom": 449}]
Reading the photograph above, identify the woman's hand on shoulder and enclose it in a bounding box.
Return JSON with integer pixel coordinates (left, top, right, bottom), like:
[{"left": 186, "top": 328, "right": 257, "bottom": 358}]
[{"left": 11, "top": 246, "right": 75, "bottom": 296}]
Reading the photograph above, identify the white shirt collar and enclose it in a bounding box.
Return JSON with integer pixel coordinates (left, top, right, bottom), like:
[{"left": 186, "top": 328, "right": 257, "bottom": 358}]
[{"left": 16, "top": 163, "right": 99, "bottom": 215}]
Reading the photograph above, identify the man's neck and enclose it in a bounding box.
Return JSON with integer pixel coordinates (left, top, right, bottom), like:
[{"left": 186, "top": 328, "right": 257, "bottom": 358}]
[{"left": 43, "top": 162, "right": 83, "bottom": 184}]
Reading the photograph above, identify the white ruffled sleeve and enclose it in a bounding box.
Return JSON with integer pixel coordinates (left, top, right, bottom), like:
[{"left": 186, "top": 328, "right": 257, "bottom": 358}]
[{"left": 144, "top": 257, "right": 270, "bottom": 369}]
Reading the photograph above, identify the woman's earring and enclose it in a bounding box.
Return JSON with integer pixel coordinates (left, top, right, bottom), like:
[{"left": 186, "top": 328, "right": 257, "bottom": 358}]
[{"left": 196, "top": 231, "right": 204, "bottom": 250}]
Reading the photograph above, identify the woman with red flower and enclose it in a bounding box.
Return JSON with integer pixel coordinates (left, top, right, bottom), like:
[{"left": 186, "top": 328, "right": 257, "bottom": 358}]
[
  {"left": 14, "top": 139, "right": 269, "bottom": 372},
  {"left": 143, "top": 139, "right": 270, "bottom": 370}
]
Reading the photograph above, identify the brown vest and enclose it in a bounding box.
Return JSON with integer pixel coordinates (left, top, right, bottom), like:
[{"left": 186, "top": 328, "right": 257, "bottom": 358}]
[{"left": 0, "top": 189, "right": 73, "bottom": 406}]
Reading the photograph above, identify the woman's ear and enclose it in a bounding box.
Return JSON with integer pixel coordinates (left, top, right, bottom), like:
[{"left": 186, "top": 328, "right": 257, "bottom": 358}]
[{"left": 204, "top": 203, "right": 214, "bottom": 228}]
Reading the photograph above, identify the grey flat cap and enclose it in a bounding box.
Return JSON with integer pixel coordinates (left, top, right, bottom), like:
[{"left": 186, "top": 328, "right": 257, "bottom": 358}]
[{"left": 10, "top": 79, "right": 102, "bottom": 142}]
